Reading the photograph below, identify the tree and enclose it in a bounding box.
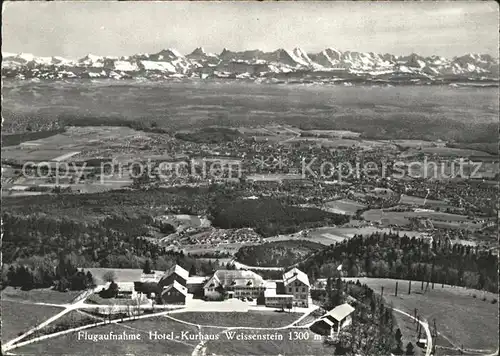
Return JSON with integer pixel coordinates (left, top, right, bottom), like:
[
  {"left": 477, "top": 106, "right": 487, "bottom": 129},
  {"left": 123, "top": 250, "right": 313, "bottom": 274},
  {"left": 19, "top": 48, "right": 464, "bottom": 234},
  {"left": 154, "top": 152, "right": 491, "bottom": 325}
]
[
  {"left": 86, "top": 271, "right": 96, "bottom": 288},
  {"left": 215, "top": 284, "right": 226, "bottom": 300},
  {"left": 189, "top": 264, "right": 197, "bottom": 276},
  {"left": 143, "top": 260, "right": 152, "bottom": 274},
  {"left": 70, "top": 270, "right": 88, "bottom": 290},
  {"left": 55, "top": 277, "right": 70, "bottom": 292},
  {"left": 103, "top": 271, "right": 117, "bottom": 283},
  {"left": 7, "top": 265, "right": 18, "bottom": 287},
  {"left": 18, "top": 266, "right": 35, "bottom": 290},
  {"left": 405, "top": 342, "right": 415, "bottom": 356},
  {"left": 394, "top": 328, "right": 403, "bottom": 354},
  {"left": 108, "top": 281, "right": 119, "bottom": 298}
]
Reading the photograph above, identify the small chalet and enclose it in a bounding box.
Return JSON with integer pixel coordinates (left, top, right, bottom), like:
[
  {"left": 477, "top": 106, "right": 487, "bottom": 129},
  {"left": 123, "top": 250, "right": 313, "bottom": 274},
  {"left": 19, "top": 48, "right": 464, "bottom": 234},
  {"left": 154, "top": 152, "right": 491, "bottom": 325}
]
[
  {"left": 161, "top": 280, "right": 188, "bottom": 304},
  {"left": 311, "top": 303, "right": 355, "bottom": 337}
]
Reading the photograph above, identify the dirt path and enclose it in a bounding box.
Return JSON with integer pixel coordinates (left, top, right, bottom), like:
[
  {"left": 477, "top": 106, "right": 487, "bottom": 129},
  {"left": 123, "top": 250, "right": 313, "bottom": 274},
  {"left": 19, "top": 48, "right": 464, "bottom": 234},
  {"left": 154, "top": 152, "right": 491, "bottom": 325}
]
[
  {"left": 2, "top": 308, "right": 180, "bottom": 353},
  {"left": 187, "top": 309, "right": 314, "bottom": 356},
  {"left": 392, "top": 308, "right": 432, "bottom": 356},
  {"left": 2, "top": 289, "right": 95, "bottom": 352}
]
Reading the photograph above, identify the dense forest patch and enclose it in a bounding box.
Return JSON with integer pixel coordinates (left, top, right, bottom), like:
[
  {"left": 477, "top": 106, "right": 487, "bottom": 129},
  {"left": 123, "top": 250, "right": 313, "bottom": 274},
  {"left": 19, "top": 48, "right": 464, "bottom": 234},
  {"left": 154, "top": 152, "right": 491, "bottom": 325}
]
[
  {"left": 175, "top": 127, "right": 244, "bottom": 143},
  {"left": 235, "top": 240, "right": 325, "bottom": 267},
  {"left": 210, "top": 197, "right": 349, "bottom": 237}
]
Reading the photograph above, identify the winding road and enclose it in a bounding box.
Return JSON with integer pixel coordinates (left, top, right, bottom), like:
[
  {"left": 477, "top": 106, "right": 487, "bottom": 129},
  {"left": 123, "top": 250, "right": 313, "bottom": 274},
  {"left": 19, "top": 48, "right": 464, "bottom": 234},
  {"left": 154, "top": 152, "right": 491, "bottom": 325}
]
[{"left": 391, "top": 308, "right": 433, "bottom": 356}]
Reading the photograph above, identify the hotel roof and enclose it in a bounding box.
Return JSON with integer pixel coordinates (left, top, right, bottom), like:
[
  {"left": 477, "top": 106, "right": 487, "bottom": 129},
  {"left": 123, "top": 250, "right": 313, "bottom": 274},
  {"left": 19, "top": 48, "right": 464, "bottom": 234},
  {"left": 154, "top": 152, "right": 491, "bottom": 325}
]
[
  {"left": 204, "top": 269, "right": 265, "bottom": 289},
  {"left": 283, "top": 267, "right": 310, "bottom": 287}
]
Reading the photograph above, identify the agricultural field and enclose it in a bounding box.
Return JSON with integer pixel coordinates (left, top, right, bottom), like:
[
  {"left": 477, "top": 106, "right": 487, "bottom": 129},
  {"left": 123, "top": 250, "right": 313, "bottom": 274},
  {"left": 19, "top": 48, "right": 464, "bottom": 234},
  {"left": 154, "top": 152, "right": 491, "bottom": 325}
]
[
  {"left": 2, "top": 126, "right": 154, "bottom": 163},
  {"left": 267, "top": 226, "right": 426, "bottom": 245},
  {"left": 1, "top": 126, "right": 145, "bottom": 195},
  {"left": 420, "top": 146, "right": 496, "bottom": 157},
  {"left": 157, "top": 214, "right": 211, "bottom": 230},
  {"left": 398, "top": 194, "right": 453, "bottom": 210},
  {"left": 322, "top": 199, "right": 367, "bottom": 215},
  {"left": 362, "top": 208, "right": 487, "bottom": 229},
  {"left": 301, "top": 129, "right": 361, "bottom": 138},
  {"left": 345, "top": 278, "right": 499, "bottom": 354},
  {"left": 387, "top": 139, "right": 444, "bottom": 149},
  {"left": 286, "top": 136, "right": 361, "bottom": 148},
  {"left": 1, "top": 301, "right": 64, "bottom": 343},
  {"left": 183, "top": 242, "right": 258, "bottom": 256},
  {"left": 171, "top": 311, "right": 303, "bottom": 328}
]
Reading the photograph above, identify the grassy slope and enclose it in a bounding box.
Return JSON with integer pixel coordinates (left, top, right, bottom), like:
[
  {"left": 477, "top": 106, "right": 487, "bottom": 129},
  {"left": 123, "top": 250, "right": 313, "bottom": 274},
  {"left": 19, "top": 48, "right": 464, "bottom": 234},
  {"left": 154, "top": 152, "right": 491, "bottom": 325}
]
[
  {"left": 206, "top": 328, "right": 327, "bottom": 356},
  {"left": 1, "top": 301, "right": 64, "bottom": 343},
  {"left": 348, "top": 277, "right": 499, "bottom": 352},
  {"left": 1, "top": 287, "right": 81, "bottom": 304},
  {"left": 171, "top": 311, "right": 302, "bottom": 328},
  {"left": 14, "top": 317, "right": 199, "bottom": 356}
]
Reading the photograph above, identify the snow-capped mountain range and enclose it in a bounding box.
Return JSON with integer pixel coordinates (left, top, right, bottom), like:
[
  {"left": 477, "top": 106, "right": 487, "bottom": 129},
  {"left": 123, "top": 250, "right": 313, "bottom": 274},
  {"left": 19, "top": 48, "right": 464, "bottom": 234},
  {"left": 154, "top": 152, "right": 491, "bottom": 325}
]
[{"left": 2, "top": 47, "right": 498, "bottom": 84}]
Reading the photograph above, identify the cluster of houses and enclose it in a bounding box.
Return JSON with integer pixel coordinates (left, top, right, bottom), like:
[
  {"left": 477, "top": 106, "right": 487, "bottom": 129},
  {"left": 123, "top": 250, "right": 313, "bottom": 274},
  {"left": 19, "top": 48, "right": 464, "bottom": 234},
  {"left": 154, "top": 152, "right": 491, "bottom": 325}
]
[
  {"left": 125, "top": 264, "right": 356, "bottom": 338},
  {"left": 133, "top": 265, "right": 312, "bottom": 308}
]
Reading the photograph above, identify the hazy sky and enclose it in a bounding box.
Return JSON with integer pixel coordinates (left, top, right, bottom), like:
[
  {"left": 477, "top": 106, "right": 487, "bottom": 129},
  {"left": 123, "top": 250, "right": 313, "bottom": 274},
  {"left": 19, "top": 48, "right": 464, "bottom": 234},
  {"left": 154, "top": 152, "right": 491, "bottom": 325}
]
[{"left": 2, "top": 1, "right": 499, "bottom": 58}]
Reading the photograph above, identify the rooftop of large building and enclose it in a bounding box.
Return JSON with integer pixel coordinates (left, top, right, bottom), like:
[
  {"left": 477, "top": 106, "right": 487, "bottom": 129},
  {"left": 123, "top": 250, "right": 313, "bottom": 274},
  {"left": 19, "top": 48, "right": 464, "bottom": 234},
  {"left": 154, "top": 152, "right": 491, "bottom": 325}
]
[
  {"left": 283, "top": 267, "right": 310, "bottom": 287},
  {"left": 204, "top": 269, "right": 266, "bottom": 289}
]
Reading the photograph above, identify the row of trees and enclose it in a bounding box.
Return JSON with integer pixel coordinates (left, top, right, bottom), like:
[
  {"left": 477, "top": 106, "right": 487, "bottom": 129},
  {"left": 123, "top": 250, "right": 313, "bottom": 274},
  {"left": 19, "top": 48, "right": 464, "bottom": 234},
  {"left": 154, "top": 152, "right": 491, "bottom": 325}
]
[{"left": 3, "top": 254, "right": 95, "bottom": 291}]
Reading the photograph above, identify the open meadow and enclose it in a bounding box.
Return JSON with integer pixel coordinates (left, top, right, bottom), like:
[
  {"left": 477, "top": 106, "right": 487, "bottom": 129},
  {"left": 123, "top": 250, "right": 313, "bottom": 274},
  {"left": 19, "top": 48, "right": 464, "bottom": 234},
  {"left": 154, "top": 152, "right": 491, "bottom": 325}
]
[
  {"left": 322, "top": 199, "right": 367, "bottom": 215},
  {"left": 361, "top": 208, "right": 488, "bottom": 230},
  {"left": 1, "top": 301, "right": 64, "bottom": 343},
  {"left": 1, "top": 287, "right": 81, "bottom": 304},
  {"left": 267, "top": 226, "right": 427, "bottom": 245},
  {"left": 398, "top": 194, "right": 454, "bottom": 210},
  {"left": 84, "top": 268, "right": 164, "bottom": 285},
  {"left": 171, "top": 311, "right": 303, "bottom": 328},
  {"left": 13, "top": 317, "right": 200, "bottom": 356},
  {"left": 205, "top": 328, "right": 328, "bottom": 356},
  {"left": 345, "top": 277, "right": 499, "bottom": 354}
]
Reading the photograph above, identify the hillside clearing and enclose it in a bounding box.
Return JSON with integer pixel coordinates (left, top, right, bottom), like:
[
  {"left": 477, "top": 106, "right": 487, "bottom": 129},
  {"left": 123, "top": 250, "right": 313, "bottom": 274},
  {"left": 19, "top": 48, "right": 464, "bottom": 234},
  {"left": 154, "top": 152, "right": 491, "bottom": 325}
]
[{"left": 346, "top": 278, "right": 498, "bottom": 352}]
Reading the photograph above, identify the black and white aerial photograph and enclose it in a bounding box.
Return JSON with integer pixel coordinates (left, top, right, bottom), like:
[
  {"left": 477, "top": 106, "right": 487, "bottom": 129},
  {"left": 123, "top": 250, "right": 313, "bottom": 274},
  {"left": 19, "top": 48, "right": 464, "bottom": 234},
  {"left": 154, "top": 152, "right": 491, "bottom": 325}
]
[{"left": 1, "top": 1, "right": 499, "bottom": 355}]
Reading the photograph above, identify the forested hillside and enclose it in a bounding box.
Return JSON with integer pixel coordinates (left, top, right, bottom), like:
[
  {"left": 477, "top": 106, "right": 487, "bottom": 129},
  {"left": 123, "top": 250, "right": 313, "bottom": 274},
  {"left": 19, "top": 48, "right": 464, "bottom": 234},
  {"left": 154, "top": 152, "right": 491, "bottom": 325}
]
[{"left": 299, "top": 232, "right": 498, "bottom": 292}]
